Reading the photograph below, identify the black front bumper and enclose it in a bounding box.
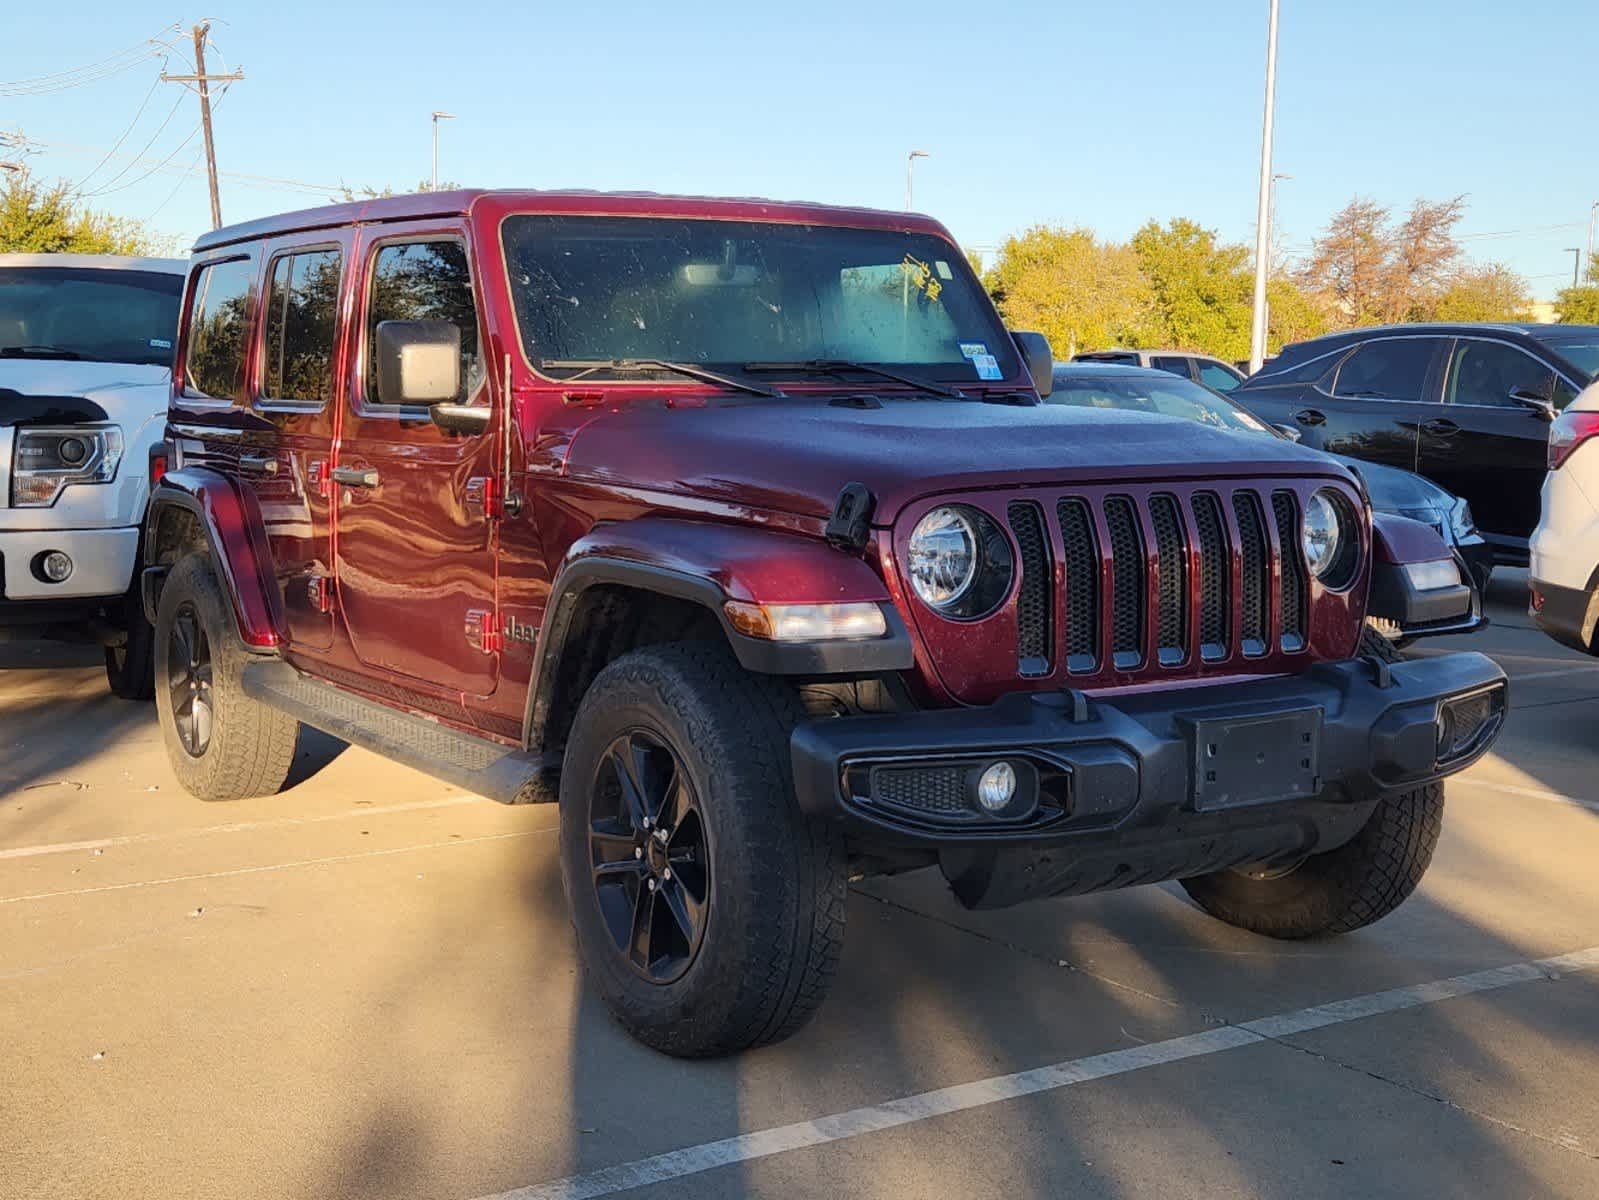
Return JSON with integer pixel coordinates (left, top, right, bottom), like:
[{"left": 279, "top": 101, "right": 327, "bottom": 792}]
[{"left": 791, "top": 651, "right": 1506, "bottom": 907}]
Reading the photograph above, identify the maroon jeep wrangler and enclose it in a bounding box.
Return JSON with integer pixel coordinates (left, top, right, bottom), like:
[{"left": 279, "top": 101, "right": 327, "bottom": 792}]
[{"left": 144, "top": 190, "right": 1505, "bottom": 1056}]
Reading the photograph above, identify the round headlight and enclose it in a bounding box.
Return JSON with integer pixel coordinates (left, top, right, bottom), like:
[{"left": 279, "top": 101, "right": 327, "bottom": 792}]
[
  {"left": 909, "top": 506, "right": 979, "bottom": 610},
  {"left": 1302, "top": 488, "right": 1355, "bottom": 582}
]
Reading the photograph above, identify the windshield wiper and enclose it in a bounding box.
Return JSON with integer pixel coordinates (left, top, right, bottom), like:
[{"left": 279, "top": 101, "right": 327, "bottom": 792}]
[
  {"left": 539, "top": 358, "right": 783, "bottom": 398},
  {"left": 0, "top": 345, "right": 83, "bottom": 361},
  {"left": 743, "top": 359, "right": 965, "bottom": 400}
]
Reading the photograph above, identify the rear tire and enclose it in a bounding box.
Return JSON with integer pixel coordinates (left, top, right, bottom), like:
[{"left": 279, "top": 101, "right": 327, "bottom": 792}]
[
  {"left": 558, "top": 641, "right": 847, "bottom": 1057},
  {"left": 154, "top": 554, "right": 299, "bottom": 801},
  {"left": 1181, "top": 781, "right": 1444, "bottom": 938},
  {"left": 105, "top": 586, "right": 155, "bottom": 701}
]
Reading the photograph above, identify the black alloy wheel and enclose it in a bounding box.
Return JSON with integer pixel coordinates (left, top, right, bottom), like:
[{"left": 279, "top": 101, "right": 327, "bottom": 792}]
[
  {"left": 588, "top": 728, "right": 710, "bottom": 984},
  {"left": 166, "top": 603, "right": 214, "bottom": 757}
]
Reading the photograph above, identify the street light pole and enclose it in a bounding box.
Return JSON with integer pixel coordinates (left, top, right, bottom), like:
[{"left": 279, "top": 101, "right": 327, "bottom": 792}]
[
  {"left": 905, "top": 150, "right": 929, "bottom": 211},
  {"left": 1566, "top": 248, "right": 1583, "bottom": 289},
  {"left": 431, "top": 111, "right": 454, "bottom": 192},
  {"left": 1247, "top": 0, "right": 1281, "bottom": 375}
]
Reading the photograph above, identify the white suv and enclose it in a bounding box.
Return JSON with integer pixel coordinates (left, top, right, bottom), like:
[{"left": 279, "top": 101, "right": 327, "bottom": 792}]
[
  {"left": 0, "top": 252, "right": 186, "bottom": 697},
  {"left": 1531, "top": 380, "right": 1599, "bottom": 652}
]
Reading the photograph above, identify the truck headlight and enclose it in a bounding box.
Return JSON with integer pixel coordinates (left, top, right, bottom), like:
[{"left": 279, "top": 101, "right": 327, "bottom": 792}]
[
  {"left": 12, "top": 425, "right": 124, "bottom": 508},
  {"left": 907, "top": 505, "right": 1013, "bottom": 618},
  {"left": 1301, "top": 488, "right": 1358, "bottom": 586}
]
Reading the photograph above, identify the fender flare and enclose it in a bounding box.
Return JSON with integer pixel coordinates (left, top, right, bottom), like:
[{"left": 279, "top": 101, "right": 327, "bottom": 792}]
[
  {"left": 1367, "top": 512, "right": 1474, "bottom": 629},
  {"left": 141, "top": 467, "right": 283, "bottom": 649},
  {"left": 521, "top": 518, "right": 913, "bottom": 750}
]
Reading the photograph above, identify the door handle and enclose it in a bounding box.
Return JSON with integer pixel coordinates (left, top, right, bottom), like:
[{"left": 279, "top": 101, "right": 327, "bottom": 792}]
[
  {"left": 1293, "top": 408, "right": 1326, "bottom": 426},
  {"left": 330, "top": 466, "right": 381, "bottom": 488},
  {"left": 238, "top": 453, "right": 278, "bottom": 476},
  {"left": 1422, "top": 418, "right": 1459, "bottom": 436}
]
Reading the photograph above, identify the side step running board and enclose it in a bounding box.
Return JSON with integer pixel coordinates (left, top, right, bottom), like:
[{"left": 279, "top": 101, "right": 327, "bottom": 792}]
[{"left": 241, "top": 660, "right": 559, "bottom": 804}]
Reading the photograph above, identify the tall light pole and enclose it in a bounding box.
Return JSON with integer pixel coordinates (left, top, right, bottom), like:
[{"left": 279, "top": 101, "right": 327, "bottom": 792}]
[
  {"left": 1247, "top": 0, "right": 1281, "bottom": 375},
  {"left": 905, "top": 150, "right": 929, "bottom": 211},
  {"left": 1566, "top": 248, "right": 1583, "bottom": 289},
  {"left": 431, "top": 111, "right": 454, "bottom": 192}
]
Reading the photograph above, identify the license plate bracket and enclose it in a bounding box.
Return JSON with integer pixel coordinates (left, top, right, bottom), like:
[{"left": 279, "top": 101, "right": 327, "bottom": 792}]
[{"left": 1182, "top": 707, "right": 1322, "bottom": 811}]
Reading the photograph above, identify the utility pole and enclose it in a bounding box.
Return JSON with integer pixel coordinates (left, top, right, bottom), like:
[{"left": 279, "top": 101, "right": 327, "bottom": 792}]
[
  {"left": 1586, "top": 201, "right": 1597, "bottom": 284},
  {"left": 1247, "top": 0, "right": 1280, "bottom": 375},
  {"left": 161, "top": 23, "right": 243, "bottom": 230},
  {"left": 1566, "top": 248, "right": 1583, "bottom": 289}
]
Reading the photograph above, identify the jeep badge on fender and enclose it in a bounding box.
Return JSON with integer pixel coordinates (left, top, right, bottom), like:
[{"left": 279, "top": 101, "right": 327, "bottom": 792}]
[{"left": 142, "top": 189, "right": 1506, "bottom": 1058}]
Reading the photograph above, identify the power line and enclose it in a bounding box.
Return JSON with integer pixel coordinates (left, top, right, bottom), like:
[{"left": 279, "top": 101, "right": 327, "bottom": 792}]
[
  {"left": 0, "top": 26, "right": 182, "bottom": 97},
  {"left": 80, "top": 91, "right": 190, "bottom": 197},
  {"left": 14, "top": 131, "right": 347, "bottom": 196},
  {"left": 69, "top": 66, "right": 169, "bottom": 194}
]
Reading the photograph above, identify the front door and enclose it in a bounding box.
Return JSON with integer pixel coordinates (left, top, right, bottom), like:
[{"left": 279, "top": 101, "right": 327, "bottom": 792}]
[
  {"left": 1420, "top": 337, "right": 1576, "bottom": 544},
  {"left": 333, "top": 227, "right": 500, "bottom": 698}
]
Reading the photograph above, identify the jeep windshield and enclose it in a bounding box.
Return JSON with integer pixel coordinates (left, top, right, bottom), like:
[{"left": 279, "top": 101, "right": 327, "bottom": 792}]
[
  {"left": 500, "top": 215, "right": 1021, "bottom": 389},
  {"left": 0, "top": 266, "right": 182, "bottom": 368}
]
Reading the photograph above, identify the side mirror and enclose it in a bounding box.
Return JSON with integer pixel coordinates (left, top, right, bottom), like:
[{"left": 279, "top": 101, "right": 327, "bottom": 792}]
[
  {"left": 429, "top": 403, "right": 492, "bottom": 435},
  {"left": 374, "top": 319, "right": 462, "bottom": 406},
  {"left": 1009, "top": 330, "right": 1053, "bottom": 398},
  {"left": 1509, "top": 387, "right": 1556, "bottom": 421},
  {"left": 1271, "top": 423, "right": 1303, "bottom": 443}
]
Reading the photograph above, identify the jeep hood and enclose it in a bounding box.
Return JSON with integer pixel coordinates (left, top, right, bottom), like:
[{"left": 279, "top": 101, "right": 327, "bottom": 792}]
[
  {"left": 0, "top": 360, "right": 170, "bottom": 426},
  {"left": 556, "top": 395, "right": 1355, "bottom": 522}
]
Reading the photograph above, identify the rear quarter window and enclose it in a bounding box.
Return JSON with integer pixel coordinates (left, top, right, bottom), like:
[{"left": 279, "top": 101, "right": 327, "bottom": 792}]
[{"left": 185, "top": 257, "right": 255, "bottom": 402}]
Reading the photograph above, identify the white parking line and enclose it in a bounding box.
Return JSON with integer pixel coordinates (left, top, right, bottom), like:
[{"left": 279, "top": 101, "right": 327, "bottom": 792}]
[
  {"left": 478, "top": 946, "right": 1599, "bottom": 1200},
  {"left": 0, "top": 794, "right": 485, "bottom": 861},
  {"left": 1456, "top": 778, "right": 1599, "bottom": 814},
  {"left": 0, "top": 827, "right": 555, "bottom": 905}
]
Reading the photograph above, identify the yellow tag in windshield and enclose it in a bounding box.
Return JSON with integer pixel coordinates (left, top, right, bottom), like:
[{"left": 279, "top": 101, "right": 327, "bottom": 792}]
[{"left": 900, "top": 254, "right": 943, "bottom": 303}]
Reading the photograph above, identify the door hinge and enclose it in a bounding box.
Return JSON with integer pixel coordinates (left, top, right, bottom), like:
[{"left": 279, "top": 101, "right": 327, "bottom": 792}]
[
  {"left": 307, "top": 575, "right": 334, "bottom": 614},
  {"left": 465, "top": 608, "right": 502, "bottom": 654}
]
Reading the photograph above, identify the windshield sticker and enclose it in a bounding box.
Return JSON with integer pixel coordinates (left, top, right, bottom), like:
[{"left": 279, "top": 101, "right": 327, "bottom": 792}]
[
  {"left": 899, "top": 254, "right": 943, "bottom": 303},
  {"left": 972, "top": 354, "right": 1002, "bottom": 381},
  {"left": 935, "top": 260, "right": 954, "bottom": 280},
  {"left": 149, "top": 338, "right": 173, "bottom": 350},
  {"left": 958, "top": 342, "right": 988, "bottom": 360}
]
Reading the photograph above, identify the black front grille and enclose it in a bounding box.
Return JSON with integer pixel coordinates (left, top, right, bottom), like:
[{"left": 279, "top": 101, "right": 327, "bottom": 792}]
[
  {"left": 1150, "top": 494, "right": 1187, "bottom": 664},
  {"left": 1058, "top": 499, "right": 1099, "bottom": 670},
  {"left": 1103, "top": 496, "right": 1144, "bottom": 667},
  {"left": 1272, "top": 490, "right": 1307, "bottom": 648},
  {"left": 1233, "top": 491, "right": 1269, "bottom": 653},
  {"left": 977, "top": 484, "right": 1345, "bottom": 683},
  {"left": 1192, "top": 492, "right": 1229, "bottom": 657},
  {"left": 1008, "top": 502, "right": 1051, "bottom": 676},
  {"left": 872, "top": 765, "right": 967, "bottom": 815}
]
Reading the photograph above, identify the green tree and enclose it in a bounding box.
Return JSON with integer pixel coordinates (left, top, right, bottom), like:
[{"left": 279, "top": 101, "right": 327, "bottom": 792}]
[
  {"left": 0, "top": 174, "right": 172, "bottom": 255},
  {"left": 982, "top": 225, "right": 1152, "bottom": 359},
  {"left": 1556, "top": 256, "right": 1599, "bottom": 324},
  {"left": 1130, "top": 218, "right": 1254, "bottom": 359},
  {"left": 1434, "top": 263, "right": 1532, "bottom": 322}
]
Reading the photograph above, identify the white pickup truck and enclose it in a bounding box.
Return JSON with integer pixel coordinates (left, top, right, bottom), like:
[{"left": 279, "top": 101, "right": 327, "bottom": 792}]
[{"left": 0, "top": 252, "right": 186, "bottom": 697}]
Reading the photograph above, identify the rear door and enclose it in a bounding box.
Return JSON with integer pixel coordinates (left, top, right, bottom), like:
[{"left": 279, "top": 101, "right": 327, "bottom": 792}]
[
  {"left": 1299, "top": 335, "right": 1448, "bottom": 469},
  {"left": 1151, "top": 354, "right": 1197, "bottom": 382},
  {"left": 333, "top": 224, "right": 500, "bottom": 698},
  {"left": 1421, "top": 337, "right": 1578, "bottom": 543},
  {"left": 240, "top": 236, "right": 348, "bottom": 651}
]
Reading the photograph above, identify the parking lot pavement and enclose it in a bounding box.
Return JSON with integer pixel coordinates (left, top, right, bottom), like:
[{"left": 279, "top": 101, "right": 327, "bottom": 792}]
[{"left": 4, "top": 568, "right": 1599, "bottom": 1200}]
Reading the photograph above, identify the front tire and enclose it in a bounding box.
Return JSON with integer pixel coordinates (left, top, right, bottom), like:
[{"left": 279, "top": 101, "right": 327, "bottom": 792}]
[
  {"left": 558, "top": 642, "right": 847, "bottom": 1057},
  {"left": 1180, "top": 781, "right": 1444, "bottom": 938},
  {"left": 154, "top": 554, "right": 299, "bottom": 801}
]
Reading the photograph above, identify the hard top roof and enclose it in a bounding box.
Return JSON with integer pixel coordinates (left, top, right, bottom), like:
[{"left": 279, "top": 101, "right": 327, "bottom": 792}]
[{"left": 192, "top": 188, "right": 954, "bottom": 254}]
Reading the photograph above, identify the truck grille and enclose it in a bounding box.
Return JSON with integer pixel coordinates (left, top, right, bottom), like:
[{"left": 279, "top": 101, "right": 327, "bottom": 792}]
[{"left": 1000, "top": 484, "right": 1332, "bottom": 682}]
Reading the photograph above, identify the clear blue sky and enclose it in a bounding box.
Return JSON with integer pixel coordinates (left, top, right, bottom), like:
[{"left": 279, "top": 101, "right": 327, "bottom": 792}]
[{"left": 5, "top": 1, "right": 1595, "bottom": 298}]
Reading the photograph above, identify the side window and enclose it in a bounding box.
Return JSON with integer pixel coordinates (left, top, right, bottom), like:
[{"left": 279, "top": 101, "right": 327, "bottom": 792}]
[
  {"left": 1198, "top": 361, "right": 1241, "bottom": 392},
  {"left": 184, "top": 257, "right": 254, "bottom": 401},
  {"left": 262, "top": 248, "right": 342, "bottom": 405},
  {"left": 1152, "top": 356, "right": 1193, "bottom": 380},
  {"left": 365, "top": 240, "right": 481, "bottom": 405},
  {"left": 1332, "top": 339, "right": 1439, "bottom": 402},
  {"left": 1445, "top": 340, "right": 1559, "bottom": 408}
]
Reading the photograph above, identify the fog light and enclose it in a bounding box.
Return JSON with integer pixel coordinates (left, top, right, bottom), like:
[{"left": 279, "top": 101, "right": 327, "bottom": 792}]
[
  {"left": 38, "top": 551, "right": 73, "bottom": 583},
  {"left": 975, "top": 762, "right": 1017, "bottom": 813}
]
